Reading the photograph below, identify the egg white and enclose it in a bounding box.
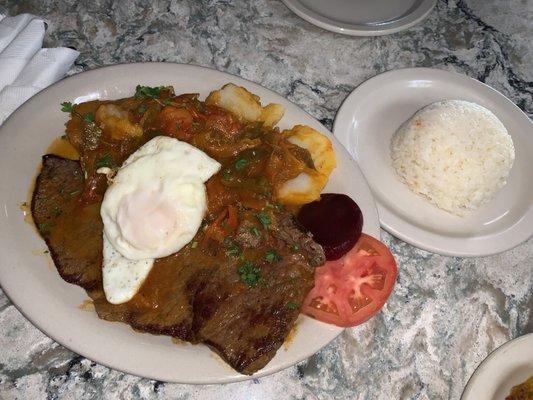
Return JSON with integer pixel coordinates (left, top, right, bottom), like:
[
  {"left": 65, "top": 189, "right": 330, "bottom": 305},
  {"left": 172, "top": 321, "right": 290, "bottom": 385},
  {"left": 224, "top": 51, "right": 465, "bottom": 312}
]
[
  {"left": 102, "top": 234, "right": 154, "bottom": 304},
  {"left": 100, "top": 136, "right": 221, "bottom": 304},
  {"left": 102, "top": 179, "right": 208, "bottom": 260}
]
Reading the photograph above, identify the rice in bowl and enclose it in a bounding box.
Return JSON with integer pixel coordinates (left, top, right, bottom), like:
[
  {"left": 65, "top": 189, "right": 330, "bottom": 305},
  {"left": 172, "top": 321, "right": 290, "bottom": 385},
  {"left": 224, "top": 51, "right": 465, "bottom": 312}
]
[{"left": 390, "top": 100, "right": 515, "bottom": 216}]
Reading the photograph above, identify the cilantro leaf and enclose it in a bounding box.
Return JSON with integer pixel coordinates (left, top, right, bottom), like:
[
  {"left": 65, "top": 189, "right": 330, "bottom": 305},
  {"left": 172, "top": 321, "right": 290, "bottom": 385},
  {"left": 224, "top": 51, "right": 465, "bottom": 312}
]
[
  {"left": 234, "top": 158, "right": 248, "bottom": 170},
  {"left": 84, "top": 113, "right": 95, "bottom": 123},
  {"left": 136, "top": 104, "right": 147, "bottom": 114},
  {"left": 60, "top": 102, "right": 74, "bottom": 113},
  {"left": 238, "top": 260, "right": 261, "bottom": 287},
  {"left": 94, "top": 154, "right": 114, "bottom": 169},
  {"left": 37, "top": 222, "right": 52, "bottom": 234},
  {"left": 225, "top": 243, "right": 241, "bottom": 257},
  {"left": 249, "top": 226, "right": 260, "bottom": 237},
  {"left": 223, "top": 168, "right": 232, "bottom": 181},
  {"left": 264, "top": 250, "right": 281, "bottom": 263},
  {"left": 134, "top": 85, "right": 171, "bottom": 100},
  {"left": 255, "top": 212, "right": 271, "bottom": 229},
  {"left": 286, "top": 301, "right": 299, "bottom": 310}
]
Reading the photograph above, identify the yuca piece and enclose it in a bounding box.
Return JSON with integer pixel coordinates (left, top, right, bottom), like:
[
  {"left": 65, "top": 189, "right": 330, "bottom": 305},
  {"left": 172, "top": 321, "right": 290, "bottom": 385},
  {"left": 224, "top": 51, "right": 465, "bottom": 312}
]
[
  {"left": 277, "top": 125, "right": 337, "bottom": 205},
  {"left": 390, "top": 100, "right": 515, "bottom": 216},
  {"left": 206, "top": 83, "right": 284, "bottom": 127}
]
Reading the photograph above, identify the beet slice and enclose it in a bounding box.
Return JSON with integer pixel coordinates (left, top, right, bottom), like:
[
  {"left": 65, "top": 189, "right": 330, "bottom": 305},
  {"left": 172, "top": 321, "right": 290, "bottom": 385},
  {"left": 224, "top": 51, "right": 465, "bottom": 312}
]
[{"left": 297, "top": 193, "right": 363, "bottom": 261}]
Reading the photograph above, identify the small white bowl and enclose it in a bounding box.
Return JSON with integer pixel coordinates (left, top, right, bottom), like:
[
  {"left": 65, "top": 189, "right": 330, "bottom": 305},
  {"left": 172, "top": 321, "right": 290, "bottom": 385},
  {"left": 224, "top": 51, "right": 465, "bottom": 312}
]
[
  {"left": 461, "top": 333, "right": 533, "bottom": 400},
  {"left": 334, "top": 68, "right": 533, "bottom": 257}
]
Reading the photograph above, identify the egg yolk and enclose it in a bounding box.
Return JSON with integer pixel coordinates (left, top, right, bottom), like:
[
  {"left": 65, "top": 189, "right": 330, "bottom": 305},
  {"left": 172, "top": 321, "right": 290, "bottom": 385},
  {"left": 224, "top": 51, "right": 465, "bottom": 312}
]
[{"left": 116, "top": 185, "right": 181, "bottom": 251}]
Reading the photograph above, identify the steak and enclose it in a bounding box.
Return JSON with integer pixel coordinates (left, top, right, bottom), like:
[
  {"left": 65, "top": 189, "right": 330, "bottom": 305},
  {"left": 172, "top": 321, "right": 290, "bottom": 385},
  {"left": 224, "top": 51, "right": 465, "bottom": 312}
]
[
  {"left": 31, "top": 155, "right": 102, "bottom": 290},
  {"left": 192, "top": 250, "right": 315, "bottom": 374},
  {"left": 32, "top": 155, "right": 196, "bottom": 339},
  {"left": 32, "top": 155, "right": 324, "bottom": 374}
]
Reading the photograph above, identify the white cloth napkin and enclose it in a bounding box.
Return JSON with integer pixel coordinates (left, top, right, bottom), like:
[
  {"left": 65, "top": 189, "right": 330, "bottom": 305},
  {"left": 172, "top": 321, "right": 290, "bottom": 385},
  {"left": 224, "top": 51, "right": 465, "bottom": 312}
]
[{"left": 0, "top": 14, "right": 79, "bottom": 125}]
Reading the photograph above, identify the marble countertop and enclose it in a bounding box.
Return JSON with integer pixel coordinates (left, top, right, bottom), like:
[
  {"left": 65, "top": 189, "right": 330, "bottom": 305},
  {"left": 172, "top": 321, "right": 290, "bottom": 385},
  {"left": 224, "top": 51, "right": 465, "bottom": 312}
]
[{"left": 0, "top": 0, "right": 531, "bottom": 399}]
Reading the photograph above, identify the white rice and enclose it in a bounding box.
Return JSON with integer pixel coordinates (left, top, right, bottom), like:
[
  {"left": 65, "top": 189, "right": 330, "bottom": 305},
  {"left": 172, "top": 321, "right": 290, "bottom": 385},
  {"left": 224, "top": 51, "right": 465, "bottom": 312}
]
[{"left": 390, "top": 100, "right": 515, "bottom": 216}]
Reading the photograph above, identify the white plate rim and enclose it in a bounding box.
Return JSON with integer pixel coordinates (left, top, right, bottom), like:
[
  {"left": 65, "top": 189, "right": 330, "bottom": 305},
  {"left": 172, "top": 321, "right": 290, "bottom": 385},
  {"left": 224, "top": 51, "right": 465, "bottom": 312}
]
[
  {"left": 281, "top": 0, "right": 436, "bottom": 36},
  {"left": 0, "top": 62, "right": 380, "bottom": 384},
  {"left": 460, "top": 333, "right": 533, "bottom": 400},
  {"left": 333, "top": 67, "right": 533, "bottom": 257}
]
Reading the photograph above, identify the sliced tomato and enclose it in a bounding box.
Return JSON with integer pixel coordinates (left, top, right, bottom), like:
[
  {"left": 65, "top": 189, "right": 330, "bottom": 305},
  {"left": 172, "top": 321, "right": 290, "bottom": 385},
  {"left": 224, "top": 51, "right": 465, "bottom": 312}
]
[{"left": 302, "top": 234, "right": 397, "bottom": 327}]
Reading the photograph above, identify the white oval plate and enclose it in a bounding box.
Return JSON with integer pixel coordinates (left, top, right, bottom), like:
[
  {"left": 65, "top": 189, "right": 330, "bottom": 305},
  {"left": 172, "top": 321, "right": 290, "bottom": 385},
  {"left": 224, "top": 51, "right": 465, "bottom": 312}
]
[
  {"left": 0, "top": 63, "right": 379, "bottom": 384},
  {"left": 334, "top": 68, "right": 533, "bottom": 257},
  {"left": 281, "top": 0, "right": 436, "bottom": 36},
  {"left": 461, "top": 333, "right": 533, "bottom": 400}
]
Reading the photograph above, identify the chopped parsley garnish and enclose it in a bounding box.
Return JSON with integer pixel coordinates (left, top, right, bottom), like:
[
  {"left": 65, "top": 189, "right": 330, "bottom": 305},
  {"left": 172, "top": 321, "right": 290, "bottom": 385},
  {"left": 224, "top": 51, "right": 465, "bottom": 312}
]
[
  {"left": 37, "top": 222, "right": 50, "bottom": 233},
  {"left": 255, "top": 212, "right": 271, "bottom": 229},
  {"left": 286, "top": 301, "right": 299, "bottom": 310},
  {"left": 94, "top": 153, "right": 114, "bottom": 169},
  {"left": 43, "top": 250, "right": 49, "bottom": 254},
  {"left": 291, "top": 244, "right": 300, "bottom": 252},
  {"left": 134, "top": 85, "right": 170, "bottom": 100},
  {"left": 264, "top": 250, "right": 281, "bottom": 263},
  {"left": 136, "top": 104, "right": 147, "bottom": 114},
  {"left": 162, "top": 99, "right": 172, "bottom": 106},
  {"left": 191, "top": 241, "right": 198, "bottom": 249},
  {"left": 250, "top": 226, "right": 260, "bottom": 237},
  {"left": 60, "top": 101, "right": 74, "bottom": 112},
  {"left": 234, "top": 158, "right": 248, "bottom": 170},
  {"left": 84, "top": 113, "right": 95, "bottom": 123},
  {"left": 223, "top": 168, "right": 232, "bottom": 181},
  {"left": 225, "top": 243, "right": 241, "bottom": 257},
  {"left": 238, "top": 261, "right": 261, "bottom": 287}
]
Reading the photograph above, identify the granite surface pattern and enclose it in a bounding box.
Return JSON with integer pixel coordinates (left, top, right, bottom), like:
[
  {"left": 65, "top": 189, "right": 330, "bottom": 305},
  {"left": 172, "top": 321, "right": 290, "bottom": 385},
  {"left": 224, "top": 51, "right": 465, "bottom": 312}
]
[{"left": 0, "top": 0, "right": 532, "bottom": 399}]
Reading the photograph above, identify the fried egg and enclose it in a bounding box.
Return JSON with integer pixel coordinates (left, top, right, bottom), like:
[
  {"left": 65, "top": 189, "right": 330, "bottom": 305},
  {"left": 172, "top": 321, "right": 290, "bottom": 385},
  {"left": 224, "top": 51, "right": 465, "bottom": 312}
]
[{"left": 100, "top": 136, "right": 221, "bottom": 304}]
